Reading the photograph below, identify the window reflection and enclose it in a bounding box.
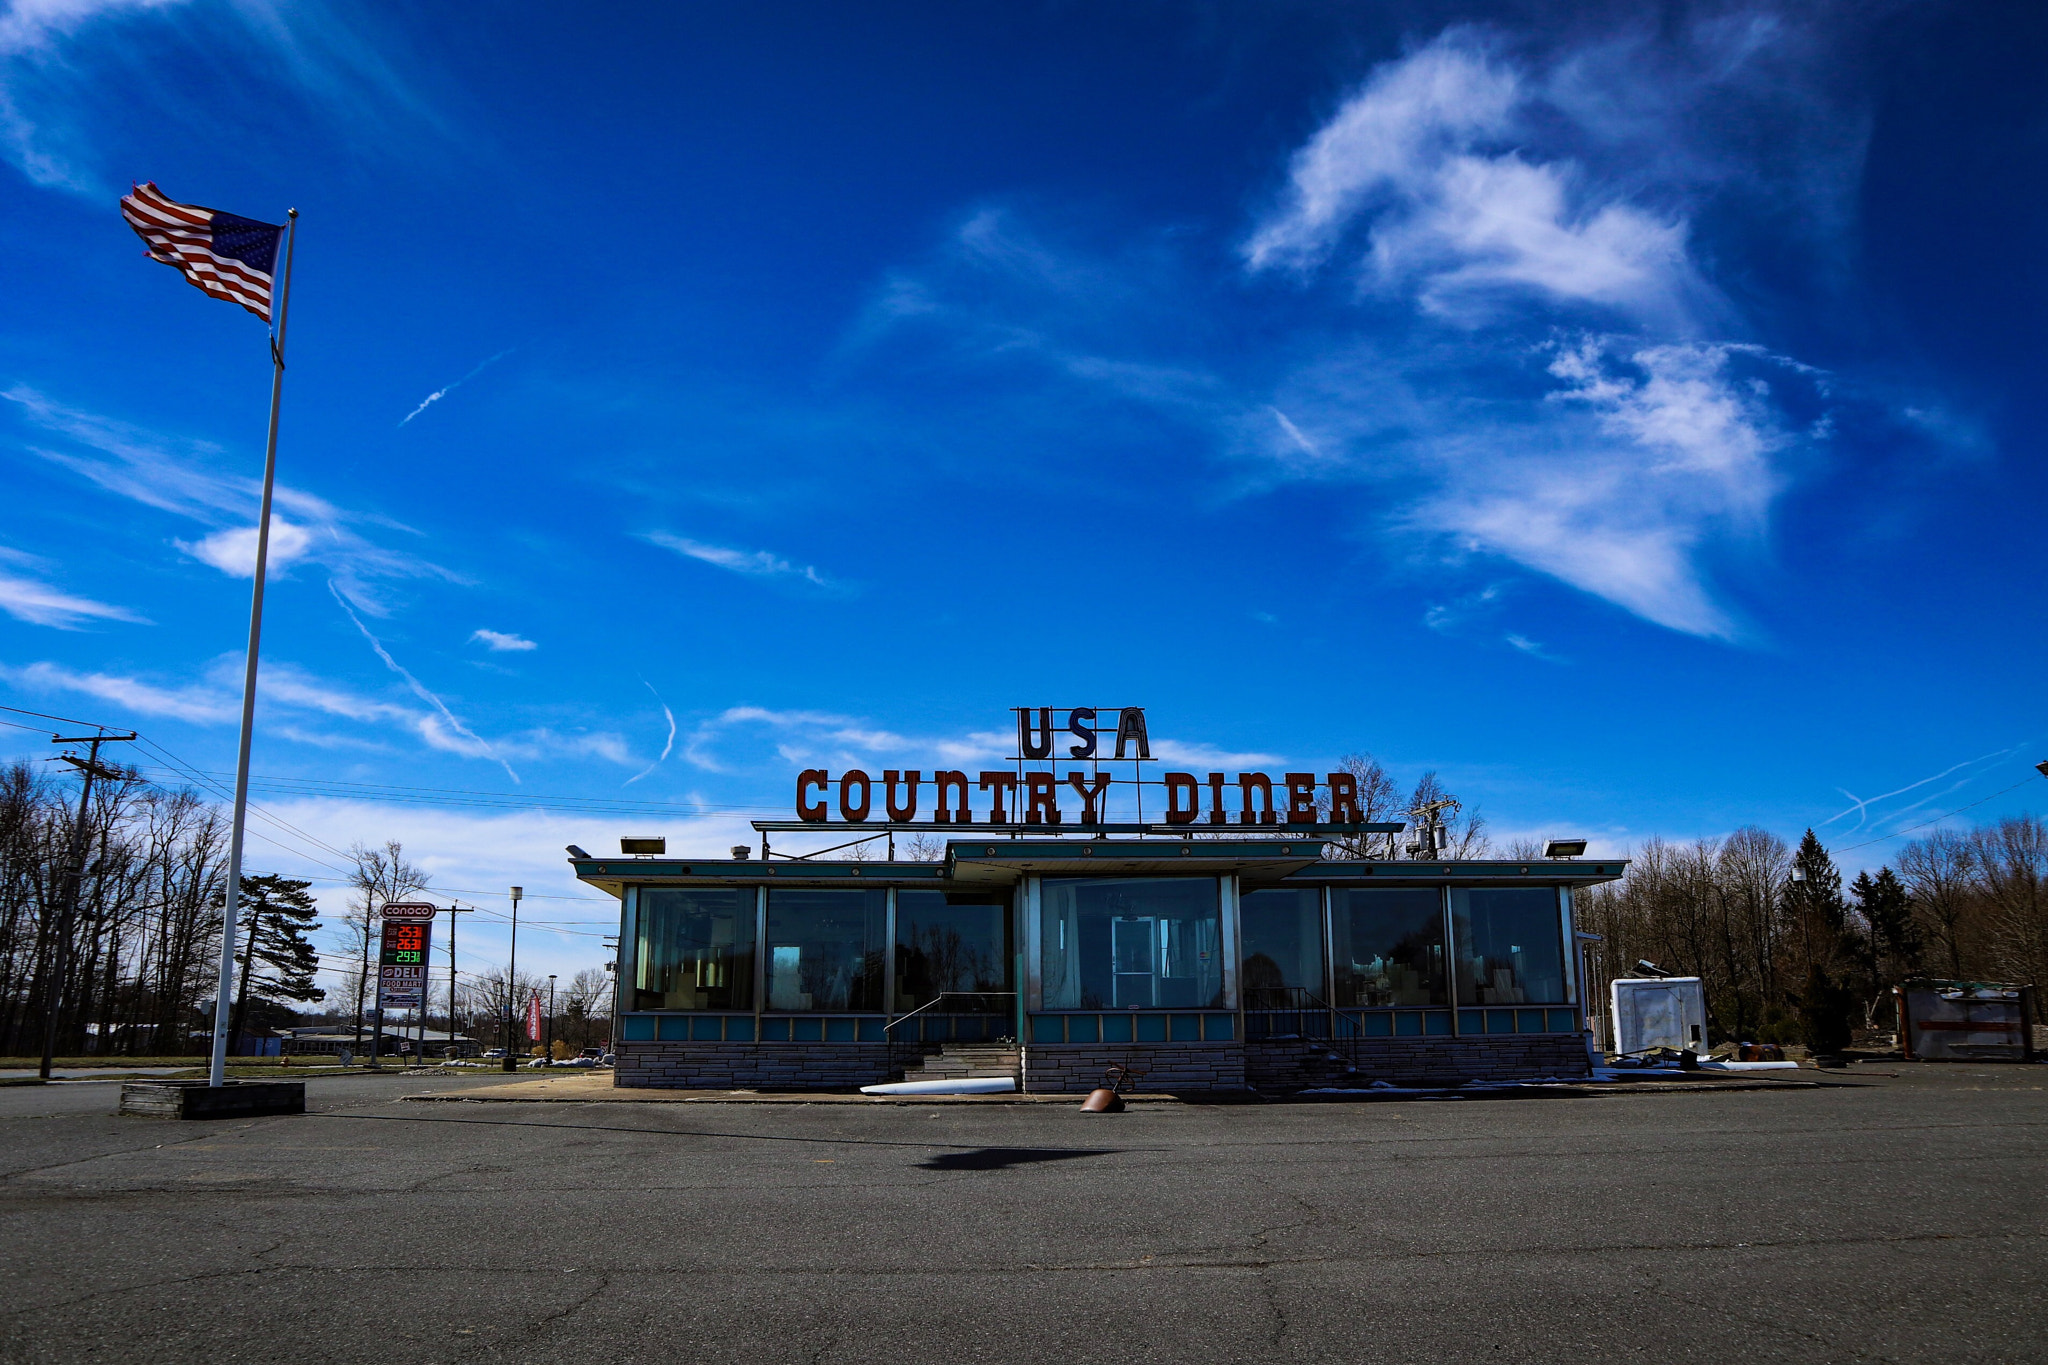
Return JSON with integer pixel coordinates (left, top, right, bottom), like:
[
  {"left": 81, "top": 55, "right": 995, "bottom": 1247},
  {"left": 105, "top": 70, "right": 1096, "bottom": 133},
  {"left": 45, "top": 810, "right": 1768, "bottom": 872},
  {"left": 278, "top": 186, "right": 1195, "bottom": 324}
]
[
  {"left": 894, "top": 890, "right": 1011, "bottom": 1011},
  {"left": 1451, "top": 887, "right": 1565, "bottom": 1005},
  {"left": 1239, "top": 887, "right": 1325, "bottom": 1006},
  {"left": 766, "top": 888, "right": 887, "bottom": 1012},
  {"left": 1041, "top": 878, "right": 1222, "bottom": 1010},
  {"left": 634, "top": 888, "right": 754, "bottom": 1011},
  {"left": 1331, "top": 888, "right": 1446, "bottom": 1008}
]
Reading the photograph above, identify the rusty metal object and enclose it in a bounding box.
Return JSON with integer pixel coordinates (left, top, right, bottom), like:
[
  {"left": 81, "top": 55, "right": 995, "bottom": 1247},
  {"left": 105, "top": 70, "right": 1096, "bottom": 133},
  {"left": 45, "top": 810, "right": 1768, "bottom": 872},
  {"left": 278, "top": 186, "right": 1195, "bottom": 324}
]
[{"left": 1081, "top": 1064, "right": 1131, "bottom": 1113}]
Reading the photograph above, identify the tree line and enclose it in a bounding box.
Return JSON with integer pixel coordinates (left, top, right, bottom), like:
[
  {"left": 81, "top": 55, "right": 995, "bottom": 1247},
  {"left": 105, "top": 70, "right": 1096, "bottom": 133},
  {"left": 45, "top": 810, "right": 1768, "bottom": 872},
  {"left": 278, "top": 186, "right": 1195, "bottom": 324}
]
[
  {"left": 1576, "top": 815, "right": 2047, "bottom": 1050},
  {"left": 0, "top": 758, "right": 322, "bottom": 1056}
]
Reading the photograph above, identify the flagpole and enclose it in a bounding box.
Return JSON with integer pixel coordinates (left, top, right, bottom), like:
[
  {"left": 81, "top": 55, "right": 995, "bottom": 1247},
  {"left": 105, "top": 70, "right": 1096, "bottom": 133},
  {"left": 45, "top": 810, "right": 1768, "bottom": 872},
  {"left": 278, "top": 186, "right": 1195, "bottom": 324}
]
[{"left": 208, "top": 208, "right": 298, "bottom": 1089}]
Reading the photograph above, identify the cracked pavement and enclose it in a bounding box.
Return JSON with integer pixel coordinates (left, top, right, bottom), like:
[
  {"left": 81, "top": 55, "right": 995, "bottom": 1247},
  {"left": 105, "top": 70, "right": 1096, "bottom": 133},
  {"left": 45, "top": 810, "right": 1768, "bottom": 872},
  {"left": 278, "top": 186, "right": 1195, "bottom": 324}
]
[{"left": 0, "top": 1065, "right": 2043, "bottom": 1363}]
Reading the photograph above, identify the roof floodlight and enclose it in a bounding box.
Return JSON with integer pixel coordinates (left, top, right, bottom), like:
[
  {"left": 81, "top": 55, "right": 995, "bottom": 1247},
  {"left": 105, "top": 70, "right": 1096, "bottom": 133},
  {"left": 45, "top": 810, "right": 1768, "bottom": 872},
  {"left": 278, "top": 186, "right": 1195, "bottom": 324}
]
[
  {"left": 1543, "top": 838, "right": 1587, "bottom": 859},
  {"left": 620, "top": 836, "right": 666, "bottom": 855},
  {"left": 565, "top": 845, "right": 591, "bottom": 860}
]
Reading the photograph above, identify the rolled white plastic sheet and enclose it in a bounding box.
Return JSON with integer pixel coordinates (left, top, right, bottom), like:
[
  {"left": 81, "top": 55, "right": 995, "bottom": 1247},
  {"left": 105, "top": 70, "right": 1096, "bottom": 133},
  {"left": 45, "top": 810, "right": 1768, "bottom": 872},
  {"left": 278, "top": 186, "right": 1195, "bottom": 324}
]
[{"left": 859, "top": 1077, "right": 1017, "bottom": 1095}]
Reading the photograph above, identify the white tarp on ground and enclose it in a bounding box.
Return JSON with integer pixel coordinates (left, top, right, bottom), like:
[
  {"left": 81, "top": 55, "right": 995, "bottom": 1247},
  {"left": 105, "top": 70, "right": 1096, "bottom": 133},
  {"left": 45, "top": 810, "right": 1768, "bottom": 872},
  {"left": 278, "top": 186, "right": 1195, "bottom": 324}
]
[
  {"left": 1611, "top": 976, "right": 1708, "bottom": 1056},
  {"left": 859, "top": 1077, "right": 1016, "bottom": 1096}
]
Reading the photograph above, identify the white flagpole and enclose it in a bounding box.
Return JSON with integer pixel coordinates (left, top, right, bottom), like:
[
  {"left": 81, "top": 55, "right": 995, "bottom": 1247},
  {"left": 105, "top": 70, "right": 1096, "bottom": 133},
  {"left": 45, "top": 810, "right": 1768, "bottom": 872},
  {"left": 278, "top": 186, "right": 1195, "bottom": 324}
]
[{"left": 208, "top": 208, "right": 298, "bottom": 1089}]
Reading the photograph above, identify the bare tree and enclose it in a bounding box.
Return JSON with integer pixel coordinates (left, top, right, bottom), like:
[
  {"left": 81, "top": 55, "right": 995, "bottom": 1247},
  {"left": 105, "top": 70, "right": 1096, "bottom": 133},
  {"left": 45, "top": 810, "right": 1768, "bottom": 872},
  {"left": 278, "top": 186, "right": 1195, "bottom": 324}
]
[
  {"left": 344, "top": 841, "right": 430, "bottom": 1047},
  {"left": 1320, "top": 753, "right": 1405, "bottom": 859},
  {"left": 903, "top": 833, "right": 946, "bottom": 862},
  {"left": 1972, "top": 816, "right": 2048, "bottom": 989},
  {"left": 1898, "top": 828, "right": 1977, "bottom": 978}
]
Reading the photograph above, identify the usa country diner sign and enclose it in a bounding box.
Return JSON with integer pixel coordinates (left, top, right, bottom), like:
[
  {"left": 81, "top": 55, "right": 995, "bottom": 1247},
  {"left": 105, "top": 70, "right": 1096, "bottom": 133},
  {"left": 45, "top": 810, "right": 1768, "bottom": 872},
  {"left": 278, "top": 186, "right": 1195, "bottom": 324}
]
[{"left": 787, "top": 707, "right": 1401, "bottom": 833}]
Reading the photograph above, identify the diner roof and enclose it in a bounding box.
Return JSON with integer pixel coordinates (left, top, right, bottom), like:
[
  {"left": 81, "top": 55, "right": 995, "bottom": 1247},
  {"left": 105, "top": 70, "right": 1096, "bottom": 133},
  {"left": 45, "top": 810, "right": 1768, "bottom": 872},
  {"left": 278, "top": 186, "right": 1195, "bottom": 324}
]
[{"left": 567, "top": 841, "right": 1627, "bottom": 898}]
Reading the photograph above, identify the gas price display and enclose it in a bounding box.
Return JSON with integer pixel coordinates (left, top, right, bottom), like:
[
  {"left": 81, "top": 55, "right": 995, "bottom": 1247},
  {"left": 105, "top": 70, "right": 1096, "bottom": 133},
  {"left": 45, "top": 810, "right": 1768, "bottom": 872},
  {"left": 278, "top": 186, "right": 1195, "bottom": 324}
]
[
  {"left": 375, "top": 906, "right": 435, "bottom": 1011},
  {"left": 381, "top": 922, "right": 428, "bottom": 966}
]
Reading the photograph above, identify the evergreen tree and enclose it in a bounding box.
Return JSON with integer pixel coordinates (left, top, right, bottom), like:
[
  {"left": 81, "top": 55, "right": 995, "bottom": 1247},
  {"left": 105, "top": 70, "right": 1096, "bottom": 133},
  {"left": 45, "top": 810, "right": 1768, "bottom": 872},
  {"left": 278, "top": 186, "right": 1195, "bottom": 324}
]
[
  {"left": 1785, "top": 829, "right": 1846, "bottom": 936},
  {"left": 1782, "top": 830, "right": 1858, "bottom": 1050},
  {"left": 1851, "top": 866, "right": 1920, "bottom": 987},
  {"left": 226, "top": 874, "right": 325, "bottom": 1051}
]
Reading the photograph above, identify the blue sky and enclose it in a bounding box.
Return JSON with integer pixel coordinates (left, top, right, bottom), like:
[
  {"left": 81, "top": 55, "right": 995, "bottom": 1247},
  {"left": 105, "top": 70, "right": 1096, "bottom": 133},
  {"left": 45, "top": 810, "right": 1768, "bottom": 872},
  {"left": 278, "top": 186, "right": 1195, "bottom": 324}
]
[{"left": 2, "top": 2, "right": 2044, "bottom": 989}]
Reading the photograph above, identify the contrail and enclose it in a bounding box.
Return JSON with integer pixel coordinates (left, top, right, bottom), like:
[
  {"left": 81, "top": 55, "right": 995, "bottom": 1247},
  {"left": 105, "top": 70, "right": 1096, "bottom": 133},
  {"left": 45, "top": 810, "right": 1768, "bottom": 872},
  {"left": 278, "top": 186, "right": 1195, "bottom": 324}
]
[
  {"left": 327, "top": 580, "right": 519, "bottom": 783},
  {"left": 1824, "top": 743, "right": 2024, "bottom": 833},
  {"left": 624, "top": 678, "right": 676, "bottom": 786},
  {"left": 399, "top": 349, "right": 513, "bottom": 426}
]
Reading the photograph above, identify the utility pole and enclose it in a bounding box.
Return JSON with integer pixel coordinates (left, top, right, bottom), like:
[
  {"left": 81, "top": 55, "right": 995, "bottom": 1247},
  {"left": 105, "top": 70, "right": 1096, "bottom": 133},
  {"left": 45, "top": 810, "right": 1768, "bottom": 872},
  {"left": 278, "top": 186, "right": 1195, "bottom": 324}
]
[
  {"left": 546, "top": 974, "right": 557, "bottom": 1065},
  {"left": 444, "top": 903, "right": 476, "bottom": 1058},
  {"left": 40, "top": 731, "right": 135, "bottom": 1081},
  {"left": 1407, "top": 797, "right": 1460, "bottom": 860},
  {"left": 502, "top": 886, "right": 522, "bottom": 1072}
]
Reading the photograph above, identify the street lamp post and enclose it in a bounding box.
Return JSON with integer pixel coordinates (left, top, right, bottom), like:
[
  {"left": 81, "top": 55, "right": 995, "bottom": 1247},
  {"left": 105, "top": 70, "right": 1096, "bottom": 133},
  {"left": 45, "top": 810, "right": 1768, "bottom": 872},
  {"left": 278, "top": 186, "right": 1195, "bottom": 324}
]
[
  {"left": 546, "top": 974, "right": 557, "bottom": 1065},
  {"left": 502, "top": 885, "right": 522, "bottom": 1073}
]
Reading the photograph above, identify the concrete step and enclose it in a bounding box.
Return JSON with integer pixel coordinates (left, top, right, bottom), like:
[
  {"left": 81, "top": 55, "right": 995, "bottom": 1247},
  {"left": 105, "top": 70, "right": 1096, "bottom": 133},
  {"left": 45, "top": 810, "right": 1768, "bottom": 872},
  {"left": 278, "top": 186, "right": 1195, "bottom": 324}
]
[{"left": 906, "top": 1045, "right": 1021, "bottom": 1081}]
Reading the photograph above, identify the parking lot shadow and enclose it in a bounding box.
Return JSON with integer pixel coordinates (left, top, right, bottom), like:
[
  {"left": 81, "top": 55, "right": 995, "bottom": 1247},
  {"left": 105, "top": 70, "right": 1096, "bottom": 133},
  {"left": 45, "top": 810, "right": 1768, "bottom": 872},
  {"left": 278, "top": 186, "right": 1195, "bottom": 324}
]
[{"left": 916, "top": 1147, "right": 1114, "bottom": 1171}]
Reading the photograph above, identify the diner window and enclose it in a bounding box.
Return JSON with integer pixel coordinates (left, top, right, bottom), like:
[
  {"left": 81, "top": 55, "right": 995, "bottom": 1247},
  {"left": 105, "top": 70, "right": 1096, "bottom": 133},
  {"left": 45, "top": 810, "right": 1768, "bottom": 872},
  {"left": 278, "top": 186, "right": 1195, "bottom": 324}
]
[
  {"left": 1040, "top": 878, "right": 1223, "bottom": 1010},
  {"left": 766, "top": 888, "right": 886, "bottom": 1011},
  {"left": 633, "top": 888, "right": 755, "bottom": 1011},
  {"left": 894, "top": 890, "right": 1011, "bottom": 1012},
  {"left": 1330, "top": 887, "right": 1447, "bottom": 1008},
  {"left": 1239, "top": 887, "right": 1325, "bottom": 1007},
  {"left": 1451, "top": 887, "right": 1566, "bottom": 1005}
]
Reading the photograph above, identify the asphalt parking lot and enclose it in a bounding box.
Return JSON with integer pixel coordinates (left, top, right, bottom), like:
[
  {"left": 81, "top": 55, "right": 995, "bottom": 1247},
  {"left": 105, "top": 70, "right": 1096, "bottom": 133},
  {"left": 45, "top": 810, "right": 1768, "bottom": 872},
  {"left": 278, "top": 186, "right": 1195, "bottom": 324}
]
[{"left": 0, "top": 1065, "right": 2043, "bottom": 1364}]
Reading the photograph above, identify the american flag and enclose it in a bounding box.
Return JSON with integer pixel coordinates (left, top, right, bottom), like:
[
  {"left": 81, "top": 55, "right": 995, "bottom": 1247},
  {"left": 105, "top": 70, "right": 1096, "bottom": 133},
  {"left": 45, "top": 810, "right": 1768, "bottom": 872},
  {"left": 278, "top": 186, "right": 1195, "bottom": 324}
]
[{"left": 120, "top": 182, "right": 285, "bottom": 323}]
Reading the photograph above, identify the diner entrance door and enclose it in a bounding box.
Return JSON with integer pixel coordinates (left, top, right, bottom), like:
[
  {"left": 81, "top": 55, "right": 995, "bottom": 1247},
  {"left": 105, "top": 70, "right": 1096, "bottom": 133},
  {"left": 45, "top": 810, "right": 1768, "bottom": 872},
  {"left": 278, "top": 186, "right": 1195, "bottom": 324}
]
[{"left": 1111, "top": 916, "right": 1157, "bottom": 1007}]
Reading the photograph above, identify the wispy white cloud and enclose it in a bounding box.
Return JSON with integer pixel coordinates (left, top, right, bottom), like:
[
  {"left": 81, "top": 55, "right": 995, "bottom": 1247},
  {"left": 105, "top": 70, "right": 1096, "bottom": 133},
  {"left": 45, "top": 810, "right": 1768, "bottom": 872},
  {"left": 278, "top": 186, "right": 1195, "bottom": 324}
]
[
  {"left": 400, "top": 350, "right": 513, "bottom": 426},
  {"left": 0, "top": 658, "right": 235, "bottom": 723},
  {"left": 0, "top": 0, "right": 444, "bottom": 196},
  {"left": 1149, "top": 739, "right": 1284, "bottom": 769},
  {"left": 1245, "top": 29, "right": 1717, "bottom": 331},
  {"left": 4, "top": 385, "right": 459, "bottom": 612},
  {"left": 173, "top": 519, "right": 314, "bottom": 578},
  {"left": 684, "top": 704, "right": 1004, "bottom": 774},
  {"left": 851, "top": 21, "right": 1871, "bottom": 643},
  {"left": 1405, "top": 336, "right": 1796, "bottom": 640},
  {"left": 643, "top": 532, "right": 834, "bottom": 589},
  {"left": 470, "top": 628, "right": 536, "bottom": 653},
  {"left": 0, "top": 546, "right": 148, "bottom": 628},
  {"left": 1504, "top": 633, "right": 1564, "bottom": 664}
]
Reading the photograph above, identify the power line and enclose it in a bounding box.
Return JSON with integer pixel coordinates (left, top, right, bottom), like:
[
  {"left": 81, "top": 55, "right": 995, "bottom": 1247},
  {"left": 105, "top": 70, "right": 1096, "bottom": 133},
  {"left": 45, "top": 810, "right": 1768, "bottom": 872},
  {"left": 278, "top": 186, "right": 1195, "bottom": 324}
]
[{"left": 126, "top": 764, "right": 779, "bottom": 819}]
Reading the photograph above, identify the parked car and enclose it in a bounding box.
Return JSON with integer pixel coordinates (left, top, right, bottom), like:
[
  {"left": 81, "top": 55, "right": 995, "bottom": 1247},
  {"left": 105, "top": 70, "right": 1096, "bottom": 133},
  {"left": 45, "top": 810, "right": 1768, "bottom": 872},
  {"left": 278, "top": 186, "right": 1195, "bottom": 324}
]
[{"left": 482, "top": 1048, "right": 506, "bottom": 1059}]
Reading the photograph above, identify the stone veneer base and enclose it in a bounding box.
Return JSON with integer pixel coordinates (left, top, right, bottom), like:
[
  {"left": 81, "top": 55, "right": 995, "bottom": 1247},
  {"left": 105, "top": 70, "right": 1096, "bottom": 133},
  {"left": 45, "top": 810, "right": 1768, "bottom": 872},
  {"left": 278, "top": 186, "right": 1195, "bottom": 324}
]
[
  {"left": 1245, "top": 1033, "right": 1592, "bottom": 1090},
  {"left": 613, "top": 1034, "right": 1592, "bottom": 1093}
]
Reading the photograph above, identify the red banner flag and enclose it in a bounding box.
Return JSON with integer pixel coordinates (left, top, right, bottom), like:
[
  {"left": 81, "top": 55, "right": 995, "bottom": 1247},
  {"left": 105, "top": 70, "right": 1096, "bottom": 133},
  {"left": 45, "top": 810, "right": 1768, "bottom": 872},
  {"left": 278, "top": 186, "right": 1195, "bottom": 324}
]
[{"left": 527, "top": 989, "right": 543, "bottom": 1046}]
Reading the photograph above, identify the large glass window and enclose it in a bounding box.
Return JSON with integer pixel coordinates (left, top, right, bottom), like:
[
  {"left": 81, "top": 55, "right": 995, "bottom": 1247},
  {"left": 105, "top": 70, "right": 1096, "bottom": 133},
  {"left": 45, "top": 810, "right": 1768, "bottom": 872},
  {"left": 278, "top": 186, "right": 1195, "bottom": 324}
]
[
  {"left": 633, "top": 888, "right": 755, "bottom": 1011},
  {"left": 1040, "top": 878, "right": 1223, "bottom": 1010},
  {"left": 894, "top": 890, "right": 1011, "bottom": 1012},
  {"left": 766, "top": 888, "right": 886, "bottom": 1011},
  {"left": 1451, "top": 887, "right": 1566, "bottom": 1005},
  {"left": 1239, "top": 887, "right": 1325, "bottom": 1006},
  {"left": 1331, "top": 887, "right": 1446, "bottom": 1008}
]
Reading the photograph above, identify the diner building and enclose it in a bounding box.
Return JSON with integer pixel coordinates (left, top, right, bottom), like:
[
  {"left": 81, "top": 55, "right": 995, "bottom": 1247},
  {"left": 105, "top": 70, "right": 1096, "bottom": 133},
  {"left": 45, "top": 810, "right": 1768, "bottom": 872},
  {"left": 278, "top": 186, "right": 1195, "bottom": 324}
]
[{"left": 573, "top": 837, "right": 1627, "bottom": 1093}]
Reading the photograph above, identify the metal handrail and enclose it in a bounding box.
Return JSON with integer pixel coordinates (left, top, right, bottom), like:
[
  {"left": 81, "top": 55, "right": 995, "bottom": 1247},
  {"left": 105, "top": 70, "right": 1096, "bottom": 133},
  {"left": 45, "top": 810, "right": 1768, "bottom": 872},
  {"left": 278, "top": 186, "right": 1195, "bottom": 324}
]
[
  {"left": 1243, "top": 984, "right": 1382, "bottom": 1045},
  {"left": 883, "top": 991, "right": 1019, "bottom": 1036}
]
